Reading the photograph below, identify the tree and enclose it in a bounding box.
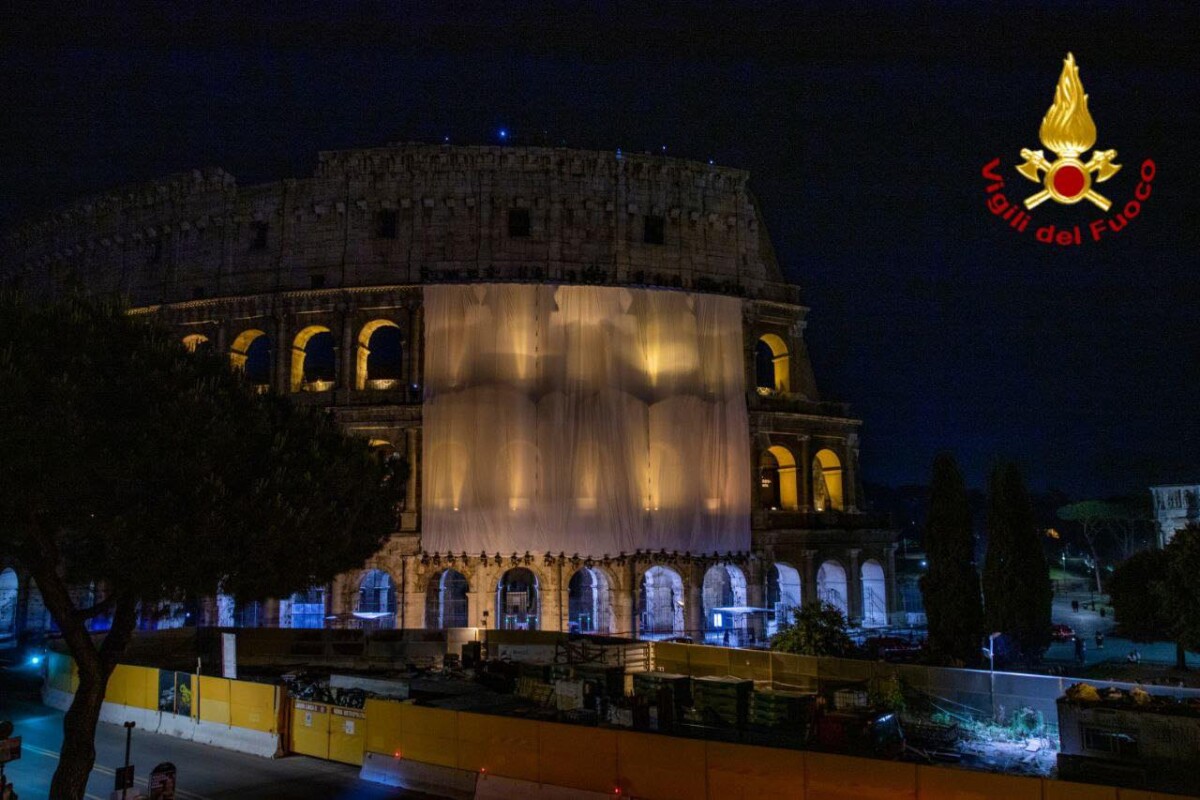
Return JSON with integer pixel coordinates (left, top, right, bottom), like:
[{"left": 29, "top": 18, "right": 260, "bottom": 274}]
[
  {"left": 0, "top": 291, "right": 404, "bottom": 799},
  {"left": 769, "top": 600, "right": 853, "bottom": 657},
  {"left": 1058, "top": 499, "right": 1155, "bottom": 593},
  {"left": 982, "top": 463, "right": 1053, "bottom": 662},
  {"left": 919, "top": 453, "right": 984, "bottom": 666},
  {"left": 1109, "top": 525, "right": 1200, "bottom": 670}
]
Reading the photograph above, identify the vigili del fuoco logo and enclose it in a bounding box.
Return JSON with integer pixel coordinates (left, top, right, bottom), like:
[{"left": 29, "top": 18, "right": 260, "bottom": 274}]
[{"left": 982, "top": 53, "right": 1155, "bottom": 246}]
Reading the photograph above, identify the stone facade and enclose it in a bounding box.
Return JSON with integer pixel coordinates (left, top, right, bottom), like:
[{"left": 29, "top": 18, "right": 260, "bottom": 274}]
[
  {"left": 2, "top": 144, "right": 899, "bottom": 640},
  {"left": 1150, "top": 484, "right": 1200, "bottom": 547}
]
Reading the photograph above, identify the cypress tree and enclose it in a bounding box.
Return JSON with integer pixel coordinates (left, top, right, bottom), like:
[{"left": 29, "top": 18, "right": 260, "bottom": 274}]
[
  {"left": 982, "top": 463, "right": 1053, "bottom": 661},
  {"left": 919, "top": 453, "right": 984, "bottom": 665}
]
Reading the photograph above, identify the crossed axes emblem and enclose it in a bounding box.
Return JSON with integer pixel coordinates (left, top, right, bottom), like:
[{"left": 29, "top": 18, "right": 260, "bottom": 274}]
[{"left": 1017, "top": 147, "right": 1121, "bottom": 211}]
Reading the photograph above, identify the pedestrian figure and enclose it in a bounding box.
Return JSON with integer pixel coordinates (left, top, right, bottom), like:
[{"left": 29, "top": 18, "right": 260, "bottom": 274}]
[
  {"left": 1072, "top": 600, "right": 1080, "bottom": 613},
  {"left": 1095, "top": 631, "right": 1104, "bottom": 649},
  {"left": 1074, "top": 635, "right": 1086, "bottom": 666},
  {"left": 722, "top": 629, "right": 730, "bottom": 646}
]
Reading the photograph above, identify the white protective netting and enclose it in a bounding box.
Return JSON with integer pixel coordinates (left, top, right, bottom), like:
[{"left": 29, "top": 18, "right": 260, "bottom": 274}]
[{"left": 422, "top": 284, "right": 750, "bottom": 557}]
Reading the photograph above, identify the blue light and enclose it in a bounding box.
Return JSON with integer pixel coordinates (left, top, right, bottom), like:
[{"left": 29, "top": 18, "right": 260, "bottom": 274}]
[
  {"left": 498, "top": 129, "right": 508, "bottom": 140},
  {"left": 30, "top": 655, "right": 42, "bottom": 666}
]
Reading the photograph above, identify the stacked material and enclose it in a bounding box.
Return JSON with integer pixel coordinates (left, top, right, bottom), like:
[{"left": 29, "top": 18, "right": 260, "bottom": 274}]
[
  {"left": 832, "top": 687, "right": 870, "bottom": 711},
  {"left": 632, "top": 672, "right": 693, "bottom": 712},
  {"left": 692, "top": 676, "right": 753, "bottom": 728},
  {"left": 572, "top": 663, "right": 627, "bottom": 699},
  {"left": 749, "top": 689, "right": 813, "bottom": 730}
]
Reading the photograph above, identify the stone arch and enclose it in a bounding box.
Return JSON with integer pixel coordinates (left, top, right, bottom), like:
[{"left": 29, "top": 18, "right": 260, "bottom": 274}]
[
  {"left": 567, "top": 566, "right": 613, "bottom": 634},
  {"left": 229, "top": 329, "right": 272, "bottom": 388},
  {"left": 356, "top": 569, "right": 397, "bottom": 629},
  {"left": 283, "top": 586, "right": 326, "bottom": 629},
  {"left": 356, "top": 319, "right": 404, "bottom": 390},
  {"left": 812, "top": 448, "right": 844, "bottom": 511},
  {"left": 0, "top": 568, "right": 18, "bottom": 636},
  {"left": 290, "top": 325, "right": 336, "bottom": 392},
  {"left": 639, "top": 565, "right": 685, "bottom": 637},
  {"left": 496, "top": 567, "right": 539, "bottom": 630},
  {"left": 766, "top": 562, "right": 802, "bottom": 634},
  {"left": 702, "top": 563, "right": 748, "bottom": 643},
  {"left": 425, "top": 569, "right": 470, "bottom": 629},
  {"left": 861, "top": 559, "right": 888, "bottom": 628},
  {"left": 181, "top": 333, "right": 210, "bottom": 353},
  {"left": 760, "top": 445, "right": 799, "bottom": 511},
  {"left": 755, "top": 333, "right": 790, "bottom": 393},
  {"left": 816, "top": 559, "right": 849, "bottom": 618}
]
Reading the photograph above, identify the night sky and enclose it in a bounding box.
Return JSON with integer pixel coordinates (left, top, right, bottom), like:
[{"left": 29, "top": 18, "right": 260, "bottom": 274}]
[{"left": 2, "top": 2, "right": 1197, "bottom": 498}]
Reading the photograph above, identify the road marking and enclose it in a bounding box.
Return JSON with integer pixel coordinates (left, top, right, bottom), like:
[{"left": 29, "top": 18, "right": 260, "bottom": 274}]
[{"left": 20, "top": 742, "right": 207, "bottom": 800}]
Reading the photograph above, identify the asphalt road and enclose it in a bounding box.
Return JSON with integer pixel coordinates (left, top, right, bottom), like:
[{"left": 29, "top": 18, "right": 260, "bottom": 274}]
[{"left": 0, "top": 664, "right": 432, "bottom": 800}]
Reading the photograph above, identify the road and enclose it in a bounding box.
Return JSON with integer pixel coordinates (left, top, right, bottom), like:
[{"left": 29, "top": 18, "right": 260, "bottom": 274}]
[
  {"left": 0, "top": 665, "right": 435, "bottom": 800},
  {"left": 1045, "top": 591, "right": 1200, "bottom": 670}
]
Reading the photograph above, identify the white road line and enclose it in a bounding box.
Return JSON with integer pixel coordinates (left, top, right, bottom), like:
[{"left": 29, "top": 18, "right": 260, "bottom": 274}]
[{"left": 20, "top": 742, "right": 207, "bottom": 800}]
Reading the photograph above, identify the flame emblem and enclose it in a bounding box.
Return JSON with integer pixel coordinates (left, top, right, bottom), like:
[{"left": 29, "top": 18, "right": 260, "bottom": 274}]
[{"left": 1017, "top": 54, "right": 1120, "bottom": 210}]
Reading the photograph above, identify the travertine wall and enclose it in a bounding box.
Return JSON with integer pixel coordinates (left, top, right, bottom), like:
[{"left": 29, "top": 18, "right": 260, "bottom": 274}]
[{"left": 3, "top": 144, "right": 798, "bottom": 307}]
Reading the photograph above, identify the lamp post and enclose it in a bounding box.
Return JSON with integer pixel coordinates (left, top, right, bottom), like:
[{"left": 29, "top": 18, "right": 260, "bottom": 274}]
[{"left": 985, "top": 632, "right": 1002, "bottom": 722}]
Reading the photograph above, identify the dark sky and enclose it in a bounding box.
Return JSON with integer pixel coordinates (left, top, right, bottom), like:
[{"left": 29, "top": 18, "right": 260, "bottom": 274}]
[{"left": 2, "top": 2, "right": 1198, "bottom": 498}]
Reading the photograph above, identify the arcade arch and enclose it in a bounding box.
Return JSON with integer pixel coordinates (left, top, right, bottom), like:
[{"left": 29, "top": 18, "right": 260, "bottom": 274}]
[
  {"left": 702, "top": 564, "right": 747, "bottom": 642},
  {"left": 816, "top": 560, "right": 849, "bottom": 618},
  {"left": 356, "top": 319, "right": 404, "bottom": 390},
  {"left": 766, "top": 563, "right": 802, "bottom": 634},
  {"left": 812, "top": 448, "right": 844, "bottom": 511},
  {"left": 760, "top": 446, "right": 799, "bottom": 511},
  {"left": 229, "top": 329, "right": 272, "bottom": 387},
  {"left": 356, "top": 569, "right": 396, "bottom": 629},
  {"left": 497, "top": 568, "right": 539, "bottom": 630},
  {"left": 861, "top": 559, "right": 888, "bottom": 627},
  {"left": 0, "top": 568, "right": 17, "bottom": 637},
  {"left": 567, "top": 566, "right": 613, "bottom": 634},
  {"left": 425, "top": 569, "right": 469, "bottom": 629},
  {"left": 291, "top": 325, "right": 336, "bottom": 392},
  {"left": 755, "top": 333, "right": 790, "bottom": 393},
  {"left": 639, "top": 566, "right": 684, "bottom": 637}
]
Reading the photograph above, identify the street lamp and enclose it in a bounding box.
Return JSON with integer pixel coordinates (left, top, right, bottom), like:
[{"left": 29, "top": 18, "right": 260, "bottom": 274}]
[{"left": 984, "top": 632, "right": 1002, "bottom": 722}]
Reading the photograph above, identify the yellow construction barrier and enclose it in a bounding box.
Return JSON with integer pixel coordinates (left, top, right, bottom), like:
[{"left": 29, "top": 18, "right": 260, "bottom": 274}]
[
  {"left": 105, "top": 664, "right": 158, "bottom": 710},
  {"left": 197, "top": 675, "right": 231, "bottom": 725},
  {"left": 329, "top": 706, "right": 367, "bottom": 765},
  {"left": 230, "top": 680, "right": 276, "bottom": 732},
  {"left": 291, "top": 700, "right": 331, "bottom": 760},
  {"left": 537, "top": 722, "right": 618, "bottom": 794},
  {"left": 364, "top": 697, "right": 404, "bottom": 756}
]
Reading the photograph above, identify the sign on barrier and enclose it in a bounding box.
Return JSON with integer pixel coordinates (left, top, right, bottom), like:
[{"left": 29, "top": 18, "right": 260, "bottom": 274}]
[
  {"left": 329, "top": 707, "right": 366, "bottom": 766},
  {"left": 291, "top": 700, "right": 330, "bottom": 760}
]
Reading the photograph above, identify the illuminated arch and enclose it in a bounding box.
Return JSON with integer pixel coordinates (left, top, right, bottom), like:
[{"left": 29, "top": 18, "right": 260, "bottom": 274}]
[
  {"left": 0, "top": 568, "right": 18, "bottom": 636},
  {"left": 760, "top": 445, "right": 799, "bottom": 510},
  {"left": 356, "top": 319, "right": 404, "bottom": 390},
  {"left": 425, "top": 569, "right": 469, "bottom": 628},
  {"left": 639, "top": 565, "right": 685, "bottom": 637},
  {"left": 766, "top": 563, "right": 802, "bottom": 634},
  {"left": 816, "top": 560, "right": 848, "bottom": 617},
  {"left": 861, "top": 559, "right": 887, "bottom": 627},
  {"left": 497, "top": 568, "right": 539, "bottom": 630},
  {"left": 567, "top": 566, "right": 614, "bottom": 634},
  {"left": 229, "top": 329, "right": 271, "bottom": 388},
  {"left": 756, "top": 333, "right": 790, "bottom": 394},
  {"left": 812, "top": 448, "right": 844, "bottom": 512},
  {"left": 356, "top": 569, "right": 396, "bottom": 629},
  {"left": 290, "top": 325, "right": 335, "bottom": 392},
  {"left": 181, "top": 333, "right": 210, "bottom": 353},
  {"left": 702, "top": 563, "right": 748, "bottom": 643}
]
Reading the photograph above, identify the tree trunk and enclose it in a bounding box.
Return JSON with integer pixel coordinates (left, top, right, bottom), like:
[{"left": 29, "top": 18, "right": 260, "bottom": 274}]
[
  {"left": 1178, "top": 641, "right": 1188, "bottom": 671},
  {"left": 1082, "top": 527, "right": 1104, "bottom": 594},
  {"left": 50, "top": 663, "right": 113, "bottom": 800}
]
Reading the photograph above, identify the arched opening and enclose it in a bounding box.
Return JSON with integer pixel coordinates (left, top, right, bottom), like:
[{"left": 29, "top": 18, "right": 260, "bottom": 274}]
[
  {"left": 816, "top": 560, "right": 849, "bottom": 618},
  {"left": 291, "top": 325, "right": 336, "bottom": 392},
  {"left": 230, "top": 329, "right": 272, "bottom": 389},
  {"left": 812, "top": 448, "right": 845, "bottom": 512},
  {"left": 760, "top": 446, "right": 799, "bottom": 511},
  {"left": 0, "top": 568, "right": 18, "bottom": 637},
  {"left": 425, "top": 569, "right": 469, "bottom": 629},
  {"left": 766, "top": 563, "right": 802, "bottom": 635},
  {"left": 639, "top": 566, "right": 684, "bottom": 638},
  {"left": 284, "top": 587, "right": 326, "bottom": 629},
  {"left": 702, "top": 564, "right": 748, "bottom": 645},
  {"left": 861, "top": 559, "right": 888, "bottom": 628},
  {"left": 756, "top": 333, "right": 790, "bottom": 394},
  {"left": 234, "top": 600, "right": 263, "bottom": 628},
  {"left": 356, "top": 320, "right": 404, "bottom": 390},
  {"left": 567, "top": 567, "right": 613, "bottom": 634},
  {"left": 497, "top": 568, "right": 539, "bottom": 630},
  {"left": 182, "top": 333, "right": 211, "bottom": 353},
  {"left": 356, "top": 569, "right": 396, "bottom": 629}
]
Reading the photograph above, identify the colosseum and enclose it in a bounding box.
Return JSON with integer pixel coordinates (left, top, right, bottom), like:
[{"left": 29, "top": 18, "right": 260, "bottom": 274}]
[{"left": 1, "top": 143, "right": 898, "bottom": 644}]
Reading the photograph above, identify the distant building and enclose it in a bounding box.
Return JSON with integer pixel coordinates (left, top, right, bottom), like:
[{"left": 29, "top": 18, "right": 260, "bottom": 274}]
[{"left": 1149, "top": 484, "right": 1199, "bottom": 547}]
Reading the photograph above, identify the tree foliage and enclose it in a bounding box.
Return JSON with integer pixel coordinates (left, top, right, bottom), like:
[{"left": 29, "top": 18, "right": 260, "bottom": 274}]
[
  {"left": 919, "top": 453, "right": 984, "bottom": 666},
  {"left": 1058, "top": 499, "right": 1154, "bottom": 592},
  {"left": 982, "top": 463, "right": 1053, "bottom": 661},
  {"left": 769, "top": 600, "right": 853, "bottom": 657},
  {"left": 1109, "top": 524, "right": 1200, "bottom": 669},
  {"left": 0, "top": 291, "right": 404, "bottom": 799}
]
